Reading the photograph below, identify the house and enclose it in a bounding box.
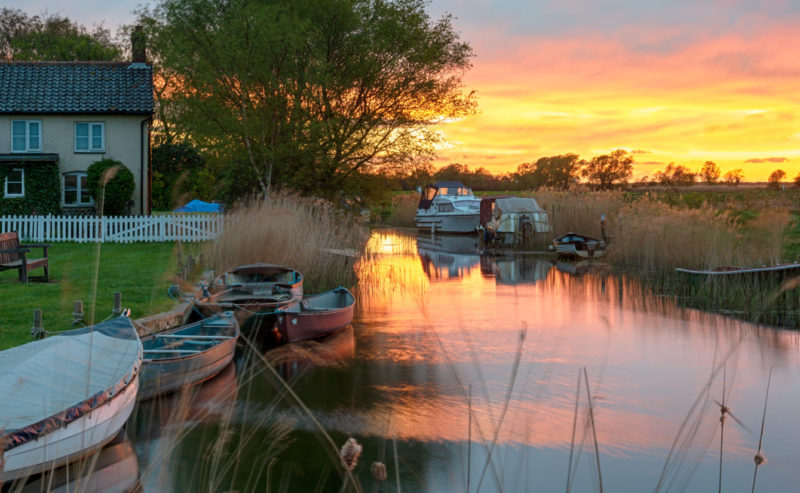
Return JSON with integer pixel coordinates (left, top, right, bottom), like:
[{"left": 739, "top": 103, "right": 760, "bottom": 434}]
[{"left": 0, "top": 33, "right": 153, "bottom": 215}]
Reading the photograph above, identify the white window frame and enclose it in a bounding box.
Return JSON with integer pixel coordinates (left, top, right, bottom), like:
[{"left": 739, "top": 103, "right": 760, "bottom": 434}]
[
  {"left": 62, "top": 171, "right": 93, "bottom": 206},
  {"left": 11, "top": 120, "right": 42, "bottom": 153},
  {"left": 74, "top": 122, "right": 105, "bottom": 153},
  {"left": 4, "top": 168, "right": 24, "bottom": 198}
]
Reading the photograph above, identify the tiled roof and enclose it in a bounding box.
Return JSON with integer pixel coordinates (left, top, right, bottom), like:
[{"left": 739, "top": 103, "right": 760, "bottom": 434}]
[{"left": 0, "top": 62, "right": 153, "bottom": 114}]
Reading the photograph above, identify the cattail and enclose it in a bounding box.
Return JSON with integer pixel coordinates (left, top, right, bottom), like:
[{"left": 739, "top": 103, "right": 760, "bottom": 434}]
[
  {"left": 371, "top": 461, "right": 387, "bottom": 481},
  {"left": 754, "top": 452, "right": 767, "bottom": 466},
  {"left": 340, "top": 437, "right": 362, "bottom": 471}
]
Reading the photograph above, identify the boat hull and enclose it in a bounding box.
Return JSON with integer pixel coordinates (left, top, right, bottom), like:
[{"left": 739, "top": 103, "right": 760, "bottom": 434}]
[
  {"left": 554, "top": 243, "right": 607, "bottom": 259},
  {"left": 1, "top": 375, "right": 139, "bottom": 483},
  {"left": 415, "top": 213, "right": 480, "bottom": 233},
  {"left": 139, "top": 315, "right": 239, "bottom": 401},
  {"left": 276, "top": 289, "right": 355, "bottom": 343},
  {"left": 139, "top": 336, "right": 237, "bottom": 401}
]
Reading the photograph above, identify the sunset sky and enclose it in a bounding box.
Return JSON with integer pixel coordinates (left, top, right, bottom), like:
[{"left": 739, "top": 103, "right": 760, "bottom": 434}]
[{"left": 8, "top": 0, "right": 800, "bottom": 180}]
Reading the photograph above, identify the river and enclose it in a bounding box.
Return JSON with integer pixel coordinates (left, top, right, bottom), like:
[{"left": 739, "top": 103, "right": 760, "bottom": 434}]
[{"left": 128, "top": 228, "right": 800, "bottom": 492}]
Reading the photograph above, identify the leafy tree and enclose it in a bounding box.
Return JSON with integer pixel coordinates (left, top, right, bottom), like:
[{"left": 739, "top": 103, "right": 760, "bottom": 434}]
[
  {"left": 581, "top": 149, "right": 634, "bottom": 190},
  {"left": 654, "top": 163, "right": 696, "bottom": 187},
  {"left": 767, "top": 169, "right": 786, "bottom": 190},
  {"left": 794, "top": 172, "right": 800, "bottom": 189},
  {"left": 515, "top": 154, "right": 581, "bottom": 190},
  {"left": 724, "top": 169, "right": 744, "bottom": 187},
  {"left": 138, "top": 0, "right": 476, "bottom": 202},
  {"left": 87, "top": 159, "right": 135, "bottom": 215},
  {"left": 700, "top": 161, "right": 720, "bottom": 185},
  {"left": 0, "top": 8, "right": 120, "bottom": 61},
  {"left": 151, "top": 142, "right": 215, "bottom": 210}
]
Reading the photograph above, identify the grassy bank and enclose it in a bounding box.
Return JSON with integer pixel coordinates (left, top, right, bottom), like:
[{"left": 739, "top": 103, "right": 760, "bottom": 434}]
[
  {"left": 0, "top": 242, "right": 187, "bottom": 349},
  {"left": 206, "top": 193, "right": 369, "bottom": 293}
]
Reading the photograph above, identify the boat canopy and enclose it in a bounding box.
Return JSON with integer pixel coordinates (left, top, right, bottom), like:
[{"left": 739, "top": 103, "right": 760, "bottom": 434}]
[
  {"left": 417, "top": 182, "right": 473, "bottom": 210},
  {"left": 0, "top": 317, "right": 141, "bottom": 450},
  {"left": 494, "top": 197, "right": 546, "bottom": 214}
]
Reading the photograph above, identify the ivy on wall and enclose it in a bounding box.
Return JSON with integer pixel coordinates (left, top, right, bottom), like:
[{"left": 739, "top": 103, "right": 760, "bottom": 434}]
[{"left": 0, "top": 162, "right": 61, "bottom": 215}]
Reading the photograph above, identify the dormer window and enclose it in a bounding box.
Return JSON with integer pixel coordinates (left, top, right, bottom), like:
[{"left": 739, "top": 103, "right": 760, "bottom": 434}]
[
  {"left": 11, "top": 120, "right": 41, "bottom": 153},
  {"left": 75, "top": 122, "right": 105, "bottom": 152}
]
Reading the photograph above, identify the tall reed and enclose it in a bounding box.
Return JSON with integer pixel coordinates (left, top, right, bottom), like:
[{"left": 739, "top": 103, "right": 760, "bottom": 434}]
[
  {"left": 206, "top": 193, "right": 369, "bottom": 293},
  {"left": 382, "top": 192, "right": 419, "bottom": 227}
]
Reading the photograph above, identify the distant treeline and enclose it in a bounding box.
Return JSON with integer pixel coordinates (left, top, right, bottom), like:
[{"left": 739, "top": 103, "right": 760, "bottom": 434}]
[{"left": 389, "top": 152, "right": 797, "bottom": 192}]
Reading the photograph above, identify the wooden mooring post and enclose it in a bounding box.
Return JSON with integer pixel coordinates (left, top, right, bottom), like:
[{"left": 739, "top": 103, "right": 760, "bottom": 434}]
[
  {"left": 113, "top": 292, "right": 122, "bottom": 316},
  {"left": 31, "top": 309, "right": 44, "bottom": 339},
  {"left": 73, "top": 300, "right": 84, "bottom": 326}
]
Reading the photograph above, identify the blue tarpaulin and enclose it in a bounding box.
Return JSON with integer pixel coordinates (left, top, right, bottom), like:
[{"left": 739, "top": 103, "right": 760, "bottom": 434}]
[{"left": 174, "top": 199, "right": 222, "bottom": 213}]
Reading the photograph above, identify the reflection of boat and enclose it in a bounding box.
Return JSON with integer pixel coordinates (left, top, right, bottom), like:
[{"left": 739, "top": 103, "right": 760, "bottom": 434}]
[
  {"left": 0, "top": 317, "right": 141, "bottom": 482},
  {"left": 139, "top": 312, "right": 240, "bottom": 400},
  {"left": 14, "top": 432, "right": 139, "bottom": 493},
  {"left": 554, "top": 260, "right": 608, "bottom": 276},
  {"left": 415, "top": 182, "right": 481, "bottom": 233},
  {"left": 195, "top": 263, "right": 303, "bottom": 322},
  {"left": 275, "top": 287, "right": 355, "bottom": 342},
  {"left": 274, "top": 326, "right": 356, "bottom": 380},
  {"left": 675, "top": 263, "right": 800, "bottom": 275},
  {"left": 484, "top": 256, "right": 553, "bottom": 285},
  {"left": 416, "top": 234, "right": 480, "bottom": 280},
  {"left": 135, "top": 361, "right": 239, "bottom": 438},
  {"left": 479, "top": 196, "right": 551, "bottom": 248},
  {"left": 551, "top": 232, "right": 607, "bottom": 259}
]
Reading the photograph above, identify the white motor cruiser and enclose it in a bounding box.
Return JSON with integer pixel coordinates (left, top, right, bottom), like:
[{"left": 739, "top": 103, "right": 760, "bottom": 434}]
[{"left": 415, "top": 182, "right": 481, "bottom": 233}]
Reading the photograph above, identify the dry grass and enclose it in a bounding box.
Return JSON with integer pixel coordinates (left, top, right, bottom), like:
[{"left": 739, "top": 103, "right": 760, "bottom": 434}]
[
  {"left": 383, "top": 192, "right": 418, "bottom": 227},
  {"left": 205, "top": 193, "right": 369, "bottom": 293},
  {"left": 531, "top": 190, "right": 626, "bottom": 237}
]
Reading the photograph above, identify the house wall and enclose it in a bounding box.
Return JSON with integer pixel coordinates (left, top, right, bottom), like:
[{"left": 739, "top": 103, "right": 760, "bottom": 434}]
[{"left": 0, "top": 114, "right": 150, "bottom": 215}]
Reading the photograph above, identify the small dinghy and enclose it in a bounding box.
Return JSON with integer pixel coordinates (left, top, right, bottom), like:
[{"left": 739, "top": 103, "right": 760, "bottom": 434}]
[
  {"left": 139, "top": 312, "right": 239, "bottom": 401},
  {"left": 0, "top": 316, "right": 142, "bottom": 483},
  {"left": 275, "top": 287, "right": 355, "bottom": 343},
  {"left": 551, "top": 232, "right": 607, "bottom": 259},
  {"left": 675, "top": 263, "right": 800, "bottom": 275},
  {"left": 196, "top": 264, "right": 303, "bottom": 322}
]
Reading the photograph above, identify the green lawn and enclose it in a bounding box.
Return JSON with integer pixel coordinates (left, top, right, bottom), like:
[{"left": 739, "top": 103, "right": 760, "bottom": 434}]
[{"left": 0, "top": 242, "right": 199, "bottom": 350}]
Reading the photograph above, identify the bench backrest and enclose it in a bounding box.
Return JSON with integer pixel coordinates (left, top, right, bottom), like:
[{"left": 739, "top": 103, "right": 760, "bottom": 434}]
[{"left": 0, "top": 231, "right": 21, "bottom": 264}]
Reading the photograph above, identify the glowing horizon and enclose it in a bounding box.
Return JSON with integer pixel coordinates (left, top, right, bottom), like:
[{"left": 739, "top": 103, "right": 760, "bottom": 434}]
[{"left": 429, "top": 1, "right": 800, "bottom": 182}]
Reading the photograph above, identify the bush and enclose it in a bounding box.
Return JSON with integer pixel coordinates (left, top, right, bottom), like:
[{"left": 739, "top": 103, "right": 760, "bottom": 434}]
[{"left": 87, "top": 158, "right": 135, "bottom": 215}]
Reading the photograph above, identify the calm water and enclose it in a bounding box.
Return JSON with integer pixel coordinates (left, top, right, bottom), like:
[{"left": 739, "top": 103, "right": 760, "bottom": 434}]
[{"left": 126, "top": 229, "right": 800, "bottom": 492}]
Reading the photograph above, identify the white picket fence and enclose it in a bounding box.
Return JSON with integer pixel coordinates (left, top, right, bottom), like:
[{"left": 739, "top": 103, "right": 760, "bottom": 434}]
[{"left": 0, "top": 214, "right": 225, "bottom": 243}]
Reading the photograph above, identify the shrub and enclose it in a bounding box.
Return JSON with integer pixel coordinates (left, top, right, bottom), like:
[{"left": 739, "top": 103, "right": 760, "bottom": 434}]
[{"left": 87, "top": 158, "right": 135, "bottom": 215}]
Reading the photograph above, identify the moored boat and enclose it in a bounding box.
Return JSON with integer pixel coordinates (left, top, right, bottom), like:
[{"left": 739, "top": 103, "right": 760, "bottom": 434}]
[
  {"left": 551, "top": 232, "right": 607, "bottom": 259},
  {"left": 415, "top": 181, "right": 481, "bottom": 233},
  {"left": 139, "top": 311, "right": 239, "bottom": 400},
  {"left": 195, "top": 263, "right": 303, "bottom": 322},
  {"left": 275, "top": 287, "right": 355, "bottom": 342},
  {"left": 0, "top": 316, "right": 142, "bottom": 483},
  {"left": 675, "top": 263, "right": 800, "bottom": 275}
]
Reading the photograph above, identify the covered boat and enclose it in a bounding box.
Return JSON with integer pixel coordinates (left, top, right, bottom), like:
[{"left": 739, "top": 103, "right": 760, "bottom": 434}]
[
  {"left": 0, "top": 316, "right": 142, "bottom": 483},
  {"left": 480, "top": 196, "right": 551, "bottom": 247},
  {"left": 139, "top": 311, "right": 240, "bottom": 401},
  {"left": 195, "top": 263, "right": 303, "bottom": 322},
  {"left": 275, "top": 287, "right": 355, "bottom": 342},
  {"left": 415, "top": 182, "right": 481, "bottom": 233}
]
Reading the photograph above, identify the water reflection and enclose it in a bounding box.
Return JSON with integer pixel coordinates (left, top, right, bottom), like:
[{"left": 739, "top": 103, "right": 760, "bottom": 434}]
[
  {"left": 15, "top": 432, "right": 139, "bottom": 493},
  {"left": 129, "top": 228, "right": 800, "bottom": 492}
]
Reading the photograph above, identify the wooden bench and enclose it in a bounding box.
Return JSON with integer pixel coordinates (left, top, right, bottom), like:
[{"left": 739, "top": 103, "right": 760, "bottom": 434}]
[{"left": 0, "top": 232, "right": 50, "bottom": 282}]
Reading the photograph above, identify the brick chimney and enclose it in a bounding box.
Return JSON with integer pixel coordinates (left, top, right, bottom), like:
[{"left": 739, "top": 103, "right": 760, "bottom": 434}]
[{"left": 131, "top": 25, "right": 146, "bottom": 63}]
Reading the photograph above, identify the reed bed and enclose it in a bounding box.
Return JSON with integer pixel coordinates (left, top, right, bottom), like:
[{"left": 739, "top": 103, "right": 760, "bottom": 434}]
[
  {"left": 381, "top": 192, "right": 418, "bottom": 227},
  {"left": 206, "top": 193, "right": 369, "bottom": 293},
  {"left": 531, "top": 190, "right": 626, "bottom": 237}
]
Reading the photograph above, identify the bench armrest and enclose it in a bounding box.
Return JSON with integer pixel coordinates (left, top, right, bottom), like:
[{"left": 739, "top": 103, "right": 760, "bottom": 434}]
[
  {"left": 19, "top": 243, "right": 51, "bottom": 249},
  {"left": 0, "top": 248, "right": 31, "bottom": 254}
]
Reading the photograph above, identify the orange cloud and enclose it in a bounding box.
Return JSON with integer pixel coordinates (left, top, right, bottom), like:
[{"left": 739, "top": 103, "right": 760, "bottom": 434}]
[{"left": 434, "top": 22, "right": 800, "bottom": 180}]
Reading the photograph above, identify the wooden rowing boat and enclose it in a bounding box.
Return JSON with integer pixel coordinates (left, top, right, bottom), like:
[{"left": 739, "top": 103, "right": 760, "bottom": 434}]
[
  {"left": 1, "top": 316, "right": 141, "bottom": 483},
  {"left": 139, "top": 312, "right": 239, "bottom": 401},
  {"left": 551, "top": 232, "right": 607, "bottom": 259},
  {"left": 675, "top": 263, "right": 800, "bottom": 275},
  {"left": 275, "top": 287, "right": 355, "bottom": 342},
  {"left": 195, "top": 264, "right": 303, "bottom": 323}
]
